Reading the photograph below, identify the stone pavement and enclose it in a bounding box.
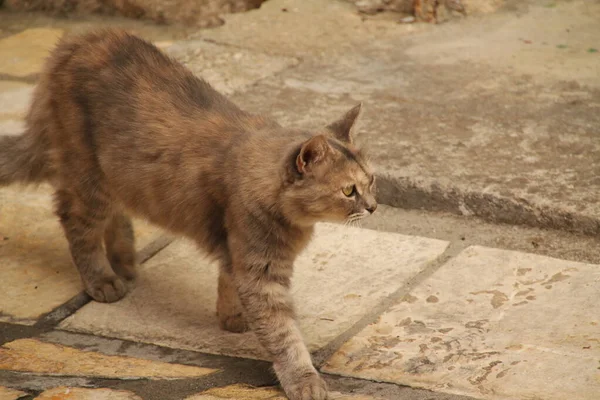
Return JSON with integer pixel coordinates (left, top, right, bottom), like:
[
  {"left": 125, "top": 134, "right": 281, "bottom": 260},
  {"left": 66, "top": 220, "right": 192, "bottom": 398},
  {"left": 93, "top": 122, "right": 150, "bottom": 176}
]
[
  {"left": 2, "top": 187, "right": 598, "bottom": 400},
  {"left": 1, "top": 1, "right": 600, "bottom": 399}
]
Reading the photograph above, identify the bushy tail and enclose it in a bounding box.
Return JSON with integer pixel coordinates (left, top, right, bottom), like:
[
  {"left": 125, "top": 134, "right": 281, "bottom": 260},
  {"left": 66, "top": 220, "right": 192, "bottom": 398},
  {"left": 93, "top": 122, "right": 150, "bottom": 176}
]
[{"left": 0, "top": 131, "right": 51, "bottom": 186}]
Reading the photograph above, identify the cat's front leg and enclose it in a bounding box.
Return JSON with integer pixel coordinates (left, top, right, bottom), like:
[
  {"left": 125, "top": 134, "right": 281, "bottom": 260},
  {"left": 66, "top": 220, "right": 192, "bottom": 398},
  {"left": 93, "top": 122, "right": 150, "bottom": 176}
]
[{"left": 234, "top": 261, "right": 327, "bottom": 400}]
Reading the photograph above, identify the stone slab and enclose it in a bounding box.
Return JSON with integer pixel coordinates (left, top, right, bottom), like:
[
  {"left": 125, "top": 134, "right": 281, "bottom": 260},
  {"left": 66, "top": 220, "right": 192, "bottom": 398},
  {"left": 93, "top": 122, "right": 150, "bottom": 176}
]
[
  {"left": 60, "top": 223, "right": 448, "bottom": 360},
  {"left": 0, "top": 185, "right": 160, "bottom": 324},
  {"left": 0, "top": 29, "right": 63, "bottom": 77},
  {"left": 0, "top": 385, "right": 27, "bottom": 400},
  {"left": 323, "top": 245, "right": 600, "bottom": 400},
  {"left": 153, "top": 40, "right": 174, "bottom": 49},
  {"left": 165, "top": 40, "right": 298, "bottom": 95},
  {"left": 0, "top": 82, "right": 33, "bottom": 121},
  {"left": 35, "top": 387, "right": 141, "bottom": 400},
  {"left": 0, "top": 338, "right": 215, "bottom": 379},
  {"left": 0, "top": 120, "right": 24, "bottom": 136},
  {"left": 0, "top": 81, "right": 32, "bottom": 137},
  {"left": 185, "top": 384, "right": 376, "bottom": 400}
]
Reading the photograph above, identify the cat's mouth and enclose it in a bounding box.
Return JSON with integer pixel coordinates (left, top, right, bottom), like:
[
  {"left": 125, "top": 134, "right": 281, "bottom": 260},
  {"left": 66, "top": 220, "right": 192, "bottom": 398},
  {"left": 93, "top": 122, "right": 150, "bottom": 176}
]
[{"left": 344, "top": 211, "right": 369, "bottom": 228}]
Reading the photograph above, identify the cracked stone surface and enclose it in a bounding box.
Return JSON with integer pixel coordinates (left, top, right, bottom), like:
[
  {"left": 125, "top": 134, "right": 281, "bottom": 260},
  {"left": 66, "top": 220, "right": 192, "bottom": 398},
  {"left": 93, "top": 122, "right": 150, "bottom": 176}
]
[
  {"left": 185, "top": 384, "right": 377, "bottom": 399},
  {"left": 0, "top": 28, "right": 63, "bottom": 78},
  {"left": 200, "top": 0, "right": 429, "bottom": 58},
  {"left": 323, "top": 245, "right": 600, "bottom": 400},
  {"left": 0, "top": 339, "right": 215, "bottom": 379},
  {"left": 165, "top": 40, "right": 298, "bottom": 95},
  {"left": 60, "top": 223, "right": 448, "bottom": 359},
  {"left": 0, "top": 385, "right": 27, "bottom": 400},
  {"left": 34, "top": 387, "right": 142, "bottom": 399},
  {"left": 0, "top": 185, "right": 160, "bottom": 324}
]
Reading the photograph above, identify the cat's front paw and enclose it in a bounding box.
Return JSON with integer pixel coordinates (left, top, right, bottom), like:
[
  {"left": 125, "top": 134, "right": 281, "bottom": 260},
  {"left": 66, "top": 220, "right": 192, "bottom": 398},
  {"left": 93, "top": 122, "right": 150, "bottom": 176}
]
[
  {"left": 85, "top": 275, "right": 128, "bottom": 303},
  {"left": 111, "top": 260, "right": 138, "bottom": 281},
  {"left": 277, "top": 367, "right": 328, "bottom": 400}
]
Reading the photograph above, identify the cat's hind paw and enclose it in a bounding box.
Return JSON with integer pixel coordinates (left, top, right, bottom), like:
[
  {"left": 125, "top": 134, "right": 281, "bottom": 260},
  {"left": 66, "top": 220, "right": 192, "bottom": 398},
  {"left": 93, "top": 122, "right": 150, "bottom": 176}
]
[{"left": 86, "top": 275, "right": 128, "bottom": 303}]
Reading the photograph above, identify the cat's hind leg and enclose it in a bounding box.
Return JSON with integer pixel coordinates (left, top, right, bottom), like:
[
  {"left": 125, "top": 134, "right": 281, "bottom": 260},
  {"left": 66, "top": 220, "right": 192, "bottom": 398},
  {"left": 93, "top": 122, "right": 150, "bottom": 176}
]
[
  {"left": 104, "top": 211, "right": 137, "bottom": 281},
  {"left": 217, "top": 261, "right": 249, "bottom": 333},
  {"left": 55, "top": 188, "right": 128, "bottom": 303}
]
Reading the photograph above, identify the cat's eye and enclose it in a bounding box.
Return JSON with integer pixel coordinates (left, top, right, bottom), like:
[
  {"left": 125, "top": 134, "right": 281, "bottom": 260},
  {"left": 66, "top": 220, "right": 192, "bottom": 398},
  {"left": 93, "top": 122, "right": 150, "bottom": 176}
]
[{"left": 342, "top": 185, "right": 356, "bottom": 197}]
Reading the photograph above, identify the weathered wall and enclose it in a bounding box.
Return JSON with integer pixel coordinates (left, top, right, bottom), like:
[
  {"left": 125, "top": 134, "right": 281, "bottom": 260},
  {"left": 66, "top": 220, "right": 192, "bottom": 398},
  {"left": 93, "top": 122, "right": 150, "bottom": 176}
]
[
  {"left": 1, "top": 0, "right": 267, "bottom": 27},
  {"left": 1, "top": 0, "right": 505, "bottom": 26},
  {"left": 349, "top": 0, "right": 505, "bottom": 22},
  {"left": 351, "top": 0, "right": 414, "bottom": 14}
]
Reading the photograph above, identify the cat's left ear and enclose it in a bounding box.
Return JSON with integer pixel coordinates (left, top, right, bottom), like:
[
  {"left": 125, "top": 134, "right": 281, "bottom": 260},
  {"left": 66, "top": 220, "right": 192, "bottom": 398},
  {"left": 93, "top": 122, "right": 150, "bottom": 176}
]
[
  {"left": 325, "top": 103, "right": 362, "bottom": 144},
  {"left": 296, "top": 134, "right": 331, "bottom": 174}
]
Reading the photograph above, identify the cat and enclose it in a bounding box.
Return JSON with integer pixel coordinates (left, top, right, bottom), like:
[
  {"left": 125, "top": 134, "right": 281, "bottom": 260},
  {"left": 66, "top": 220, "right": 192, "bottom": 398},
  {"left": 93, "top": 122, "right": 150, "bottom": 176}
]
[{"left": 0, "top": 30, "right": 377, "bottom": 400}]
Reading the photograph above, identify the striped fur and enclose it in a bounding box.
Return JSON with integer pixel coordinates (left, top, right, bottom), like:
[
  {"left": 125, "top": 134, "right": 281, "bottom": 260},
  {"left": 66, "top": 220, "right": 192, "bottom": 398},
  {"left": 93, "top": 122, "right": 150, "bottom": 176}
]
[{"left": 0, "top": 30, "right": 377, "bottom": 400}]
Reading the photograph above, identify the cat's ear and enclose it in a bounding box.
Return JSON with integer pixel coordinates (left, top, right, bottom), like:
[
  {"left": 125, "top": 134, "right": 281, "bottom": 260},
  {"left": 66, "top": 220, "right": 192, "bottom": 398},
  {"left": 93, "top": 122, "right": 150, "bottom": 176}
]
[
  {"left": 325, "top": 103, "right": 362, "bottom": 144},
  {"left": 296, "top": 134, "right": 331, "bottom": 174}
]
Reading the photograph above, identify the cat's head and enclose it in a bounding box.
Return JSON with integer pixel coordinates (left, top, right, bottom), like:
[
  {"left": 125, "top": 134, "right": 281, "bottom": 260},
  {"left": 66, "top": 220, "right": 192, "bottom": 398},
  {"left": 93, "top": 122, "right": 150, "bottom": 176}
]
[{"left": 282, "top": 104, "right": 377, "bottom": 227}]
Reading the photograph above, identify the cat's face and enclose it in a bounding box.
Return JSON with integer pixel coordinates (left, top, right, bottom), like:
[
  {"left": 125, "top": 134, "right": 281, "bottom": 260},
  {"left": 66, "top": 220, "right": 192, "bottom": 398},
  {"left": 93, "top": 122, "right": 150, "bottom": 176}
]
[{"left": 282, "top": 104, "right": 378, "bottom": 227}]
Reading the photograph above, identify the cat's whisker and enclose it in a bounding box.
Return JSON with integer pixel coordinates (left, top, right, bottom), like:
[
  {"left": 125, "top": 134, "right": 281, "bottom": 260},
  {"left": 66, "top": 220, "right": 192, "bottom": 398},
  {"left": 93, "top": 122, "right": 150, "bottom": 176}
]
[
  {"left": 344, "top": 213, "right": 362, "bottom": 227},
  {"left": 345, "top": 213, "right": 365, "bottom": 229}
]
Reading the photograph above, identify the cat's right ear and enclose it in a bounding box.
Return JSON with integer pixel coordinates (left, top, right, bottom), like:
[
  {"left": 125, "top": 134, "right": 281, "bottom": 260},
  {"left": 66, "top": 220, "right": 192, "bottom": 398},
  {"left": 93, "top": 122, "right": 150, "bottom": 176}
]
[
  {"left": 296, "top": 134, "right": 331, "bottom": 174},
  {"left": 325, "top": 103, "right": 362, "bottom": 144}
]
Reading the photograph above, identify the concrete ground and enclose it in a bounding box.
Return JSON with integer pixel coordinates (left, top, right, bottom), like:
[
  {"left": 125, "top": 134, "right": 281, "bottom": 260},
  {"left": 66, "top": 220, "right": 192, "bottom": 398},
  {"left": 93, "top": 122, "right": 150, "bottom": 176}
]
[{"left": 1, "top": 1, "right": 599, "bottom": 399}]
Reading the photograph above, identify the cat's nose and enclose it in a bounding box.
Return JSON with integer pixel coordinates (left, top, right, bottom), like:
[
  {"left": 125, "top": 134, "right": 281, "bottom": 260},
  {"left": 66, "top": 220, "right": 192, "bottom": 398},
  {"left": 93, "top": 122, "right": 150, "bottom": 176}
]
[{"left": 366, "top": 204, "right": 377, "bottom": 214}]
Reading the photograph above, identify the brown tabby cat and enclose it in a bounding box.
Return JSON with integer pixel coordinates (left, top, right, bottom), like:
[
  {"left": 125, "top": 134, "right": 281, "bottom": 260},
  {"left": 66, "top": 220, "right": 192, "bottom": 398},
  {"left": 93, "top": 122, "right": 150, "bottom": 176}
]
[{"left": 0, "top": 30, "right": 377, "bottom": 400}]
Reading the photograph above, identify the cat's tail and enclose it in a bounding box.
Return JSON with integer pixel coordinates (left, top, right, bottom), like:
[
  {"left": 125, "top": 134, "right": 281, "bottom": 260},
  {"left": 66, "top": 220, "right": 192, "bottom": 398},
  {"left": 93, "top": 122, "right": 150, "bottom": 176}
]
[{"left": 0, "top": 130, "right": 51, "bottom": 186}]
